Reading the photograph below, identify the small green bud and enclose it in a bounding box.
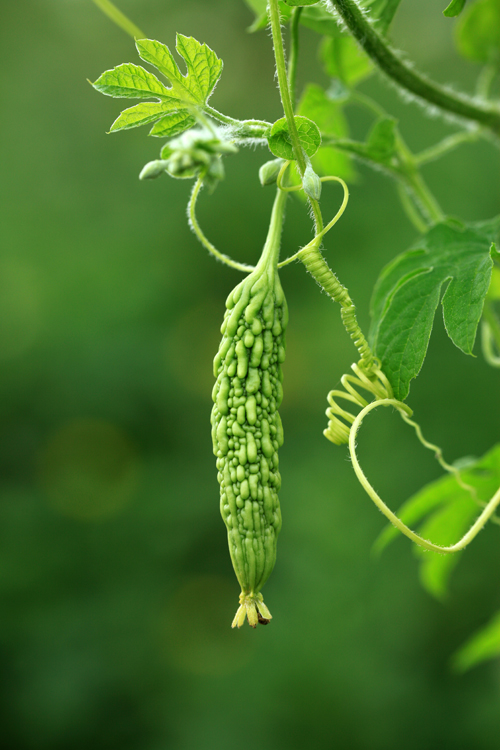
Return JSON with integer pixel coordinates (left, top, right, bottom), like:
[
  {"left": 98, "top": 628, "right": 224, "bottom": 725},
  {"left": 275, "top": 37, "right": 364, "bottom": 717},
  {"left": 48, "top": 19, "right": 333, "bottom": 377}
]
[
  {"left": 302, "top": 163, "right": 322, "bottom": 201},
  {"left": 139, "top": 160, "right": 168, "bottom": 180},
  {"left": 259, "top": 158, "right": 286, "bottom": 187}
]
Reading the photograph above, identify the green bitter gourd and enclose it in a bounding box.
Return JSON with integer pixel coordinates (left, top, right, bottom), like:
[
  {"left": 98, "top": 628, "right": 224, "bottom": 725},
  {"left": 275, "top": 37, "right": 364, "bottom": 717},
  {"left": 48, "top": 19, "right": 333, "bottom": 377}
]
[{"left": 211, "top": 192, "right": 288, "bottom": 628}]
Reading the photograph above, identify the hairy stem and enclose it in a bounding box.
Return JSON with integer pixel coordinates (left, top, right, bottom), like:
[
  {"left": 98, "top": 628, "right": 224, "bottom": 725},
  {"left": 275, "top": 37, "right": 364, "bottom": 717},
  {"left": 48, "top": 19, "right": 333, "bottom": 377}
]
[
  {"left": 288, "top": 7, "right": 303, "bottom": 111},
  {"left": 268, "top": 0, "right": 324, "bottom": 233},
  {"left": 329, "top": 0, "right": 500, "bottom": 134},
  {"left": 299, "top": 240, "right": 375, "bottom": 370},
  {"left": 396, "top": 183, "right": 429, "bottom": 234},
  {"left": 415, "top": 129, "right": 479, "bottom": 165}
]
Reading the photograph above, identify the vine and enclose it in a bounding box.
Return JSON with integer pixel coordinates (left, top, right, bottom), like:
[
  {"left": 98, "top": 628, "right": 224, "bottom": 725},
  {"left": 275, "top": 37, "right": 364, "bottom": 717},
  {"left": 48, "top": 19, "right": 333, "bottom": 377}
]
[{"left": 90, "top": 0, "right": 500, "bottom": 664}]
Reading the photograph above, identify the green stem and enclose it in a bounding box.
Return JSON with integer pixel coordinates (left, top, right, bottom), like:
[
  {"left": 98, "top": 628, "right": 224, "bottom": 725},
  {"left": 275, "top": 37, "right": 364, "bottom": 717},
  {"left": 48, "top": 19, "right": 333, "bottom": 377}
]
[
  {"left": 268, "top": 0, "right": 307, "bottom": 174},
  {"left": 288, "top": 7, "right": 302, "bottom": 111},
  {"left": 401, "top": 166, "right": 445, "bottom": 224},
  {"left": 483, "top": 302, "right": 500, "bottom": 351},
  {"left": 268, "top": 0, "right": 323, "bottom": 233},
  {"left": 476, "top": 61, "right": 499, "bottom": 100},
  {"left": 203, "top": 106, "right": 271, "bottom": 136},
  {"left": 415, "top": 129, "right": 479, "bottom": 165},
  {"left": 397, "top": 183, "right": 429, "bottom": 234},
  {"left": 257, "top": 187, "right": 289, "bottom": 271},
  {"left": 329, "top": 0, "right": 500, "bottom": 134},
  {"left": 299, "top": 240, "right": 375, "bottom": 370},
  {"left": 91, "top": 0, "right": 145, "bottom": 38}
]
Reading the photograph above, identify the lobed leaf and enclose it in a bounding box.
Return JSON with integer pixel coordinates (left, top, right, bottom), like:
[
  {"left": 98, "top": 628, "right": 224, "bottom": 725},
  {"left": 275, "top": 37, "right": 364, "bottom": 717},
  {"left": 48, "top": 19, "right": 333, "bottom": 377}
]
[
  {"left": 452, "top": 610, "right": 500, "bottom": 672},
  {"left": 136, "top": 36, "right": 222, "bottom": 105},
  {"left": 109, "top": 101, "right": 182, "bottom": 132},
  {"left": 149, "top": 111, "right": 196, "bottom": 138},
  {"left": 370, "top": 220, "right": 500, "bottom": 400},
  {"left": 93, "top": 35, "right": 223, "bottom": 140},
  {"left": 375, "top": 443, "right": 500, "bottom": 599},
  {"left": 267, "top": 116, "right": 321, "bottom": 160},
  {"left": 92, "top": 62, "right": 175, "bottom": 100}
]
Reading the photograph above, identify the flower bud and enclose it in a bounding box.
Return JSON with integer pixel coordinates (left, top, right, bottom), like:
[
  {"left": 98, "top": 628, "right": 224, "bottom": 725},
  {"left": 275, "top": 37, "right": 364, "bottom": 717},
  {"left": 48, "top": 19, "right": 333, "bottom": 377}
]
[{"left": 259, "top": 158, "right": 286, "bottom": 187}]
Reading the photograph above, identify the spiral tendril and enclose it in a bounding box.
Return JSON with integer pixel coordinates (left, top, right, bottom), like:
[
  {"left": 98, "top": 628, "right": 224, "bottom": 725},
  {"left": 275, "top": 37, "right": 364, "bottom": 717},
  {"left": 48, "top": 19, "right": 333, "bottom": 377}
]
[{"left": 324, "top": 361, "right": 393, "bottom": 445}]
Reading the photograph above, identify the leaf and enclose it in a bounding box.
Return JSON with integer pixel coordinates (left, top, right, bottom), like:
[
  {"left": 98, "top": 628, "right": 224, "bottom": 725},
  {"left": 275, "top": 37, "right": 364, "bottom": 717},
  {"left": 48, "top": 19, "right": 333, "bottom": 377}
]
[
  {"left": 136, "top": 36, "right": 222, "bottom": 105},
  {"left": 92, "top": 62, "right": 175, "bottom": 100},
  {"left": 149, "top": 111, "right": 196, "bottom": 138},
  {"left": 369, "top": 220, "right": 500, "bottom": 400},
  {"left": 298, "top": 6, "right": 339, "bottom": 35},
  {"left": 297, "top": 83, "right": 355, "bottom": 180},
  {"left": 109, "top": 101, "right": 182, "bottom": 132},
  {"left": 93, "top": 35, "right": 223, "bottom": 139},
  {"left": 267, "top": 116, "right": 322, "bottom": 160},
  {"left": 375, "top": 443, "right": 500, "bottom": 599},
  {"left": 452, "top": 610, "right": 500, "bottom": 672},
  {"left": 283, "top": 0, "right": 320, "bottom": 5},
  {"left": 320, "top": 35, "right": 373, "bottom": 86},
  {"left": 361, "top": 0, "right": 403, "bottom": 32},
  {"left": 364, "top": 117, "right": 397, "bottom": 163},
  {"left": 443, "top": 0, "right": 468, "bottom": 17},
  {"left": 456, "top": 0, "right": 500, "bottom": 62}
]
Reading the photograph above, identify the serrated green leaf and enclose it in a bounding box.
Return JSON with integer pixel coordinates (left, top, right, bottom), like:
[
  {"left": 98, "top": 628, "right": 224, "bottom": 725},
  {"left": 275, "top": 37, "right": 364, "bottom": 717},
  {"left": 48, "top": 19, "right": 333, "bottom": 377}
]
[
  {"left": 149, "top": 111, "right": 196, "bottom": 138},
  {"left": 375, "top": 443, "right": 500, "bottom": 598},
  {"left": 267, "top": 116, "right": 321, "bottom": 160},
  {"left": 109, "top": 101, "right": 181, "bottom": 132},
  {"left": 92, "top": 62, "right": 175, "bottom": 100},
  {"left": 456, "top": 0, "right": 500, "bottom": 62},
  {"left": 443, "top": 0, "right": 467, "bottom": 17},
  {"left": 175, "top": 34, "right": 223, "bottom": 103},
  {"left": 297, "top": 83, "right": 354, "bottom": 180},
  {"left": 135, "top": 36, "right": 222, "bottom": 105},
  {"left": 452, "top": 610, "right": 500, "bottom": 672},
  {"left": 320, "top": 35, "right": 373, "bottom": 86},
  {"left": 370, "top": 221, "right": 499, "bottom": 400}
]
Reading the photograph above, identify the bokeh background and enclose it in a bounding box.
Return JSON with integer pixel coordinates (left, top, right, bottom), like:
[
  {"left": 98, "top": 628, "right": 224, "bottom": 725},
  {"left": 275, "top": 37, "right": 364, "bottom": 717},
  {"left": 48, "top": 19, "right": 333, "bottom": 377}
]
[{"left": 1, "top": 1, "right": 500, "bottom": 748}]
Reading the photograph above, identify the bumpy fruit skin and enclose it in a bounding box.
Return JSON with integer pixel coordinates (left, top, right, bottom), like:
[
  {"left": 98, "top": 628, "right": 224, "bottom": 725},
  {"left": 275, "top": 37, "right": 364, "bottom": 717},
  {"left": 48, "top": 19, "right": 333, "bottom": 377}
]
[{"left": 211, "top": 260, "right": 287, "bottom": 627}]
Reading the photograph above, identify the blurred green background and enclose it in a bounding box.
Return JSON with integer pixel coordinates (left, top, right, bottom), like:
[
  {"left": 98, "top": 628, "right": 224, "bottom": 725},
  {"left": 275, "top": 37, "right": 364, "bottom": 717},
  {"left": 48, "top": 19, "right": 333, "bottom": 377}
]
[{"left": 1, "top": 1, "right": 500, "bottom": 748}]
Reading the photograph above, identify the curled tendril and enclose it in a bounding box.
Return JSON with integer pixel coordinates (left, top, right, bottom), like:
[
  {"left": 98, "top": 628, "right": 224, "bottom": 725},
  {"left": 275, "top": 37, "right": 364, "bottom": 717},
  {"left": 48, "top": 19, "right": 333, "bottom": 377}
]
[
  {"left": 188, "top": 176, "right": 255, "bottom": 273},
  {"left": 348, "top": 399, "right": 500, "bottom": 553},
  {"left": 276, "top": 161, "right": 350, "bottom": 268}
]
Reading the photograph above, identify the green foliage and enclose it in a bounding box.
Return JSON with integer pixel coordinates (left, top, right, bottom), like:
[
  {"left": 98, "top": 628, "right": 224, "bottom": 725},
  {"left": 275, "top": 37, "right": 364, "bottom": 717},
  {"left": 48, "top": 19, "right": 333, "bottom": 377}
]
[
  {"left": 375, "top": 444, "right": 500, "bottom": 599},
  {"left": 452, "top": 610, "right": 500, "bottom": 672},
  {"left": 443, "top": 0, "right": 468, "bottom": 17},
  {"left": 92, "top": 35, "right": 223, "bottom": 136},
  {"left": 456, "top": 0, "right": 500, "bottom": 62},
  {"left": 320, "top": 34, "right": 373, "bottom": 86},
  {"left": 267, "top": 116, "right": 321, "bottom": 160},
  {"left": 370, "top": 220, "right": 500, "bottom": 400},
  {"left": 244, "top": 0, "right": 339, "bottom": 34},
  {"left": 297, "top": 83, "right": 354, "bottom": 180},
  {"left": 361, "top": 0, "right": 403, "bottom": 32}
]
